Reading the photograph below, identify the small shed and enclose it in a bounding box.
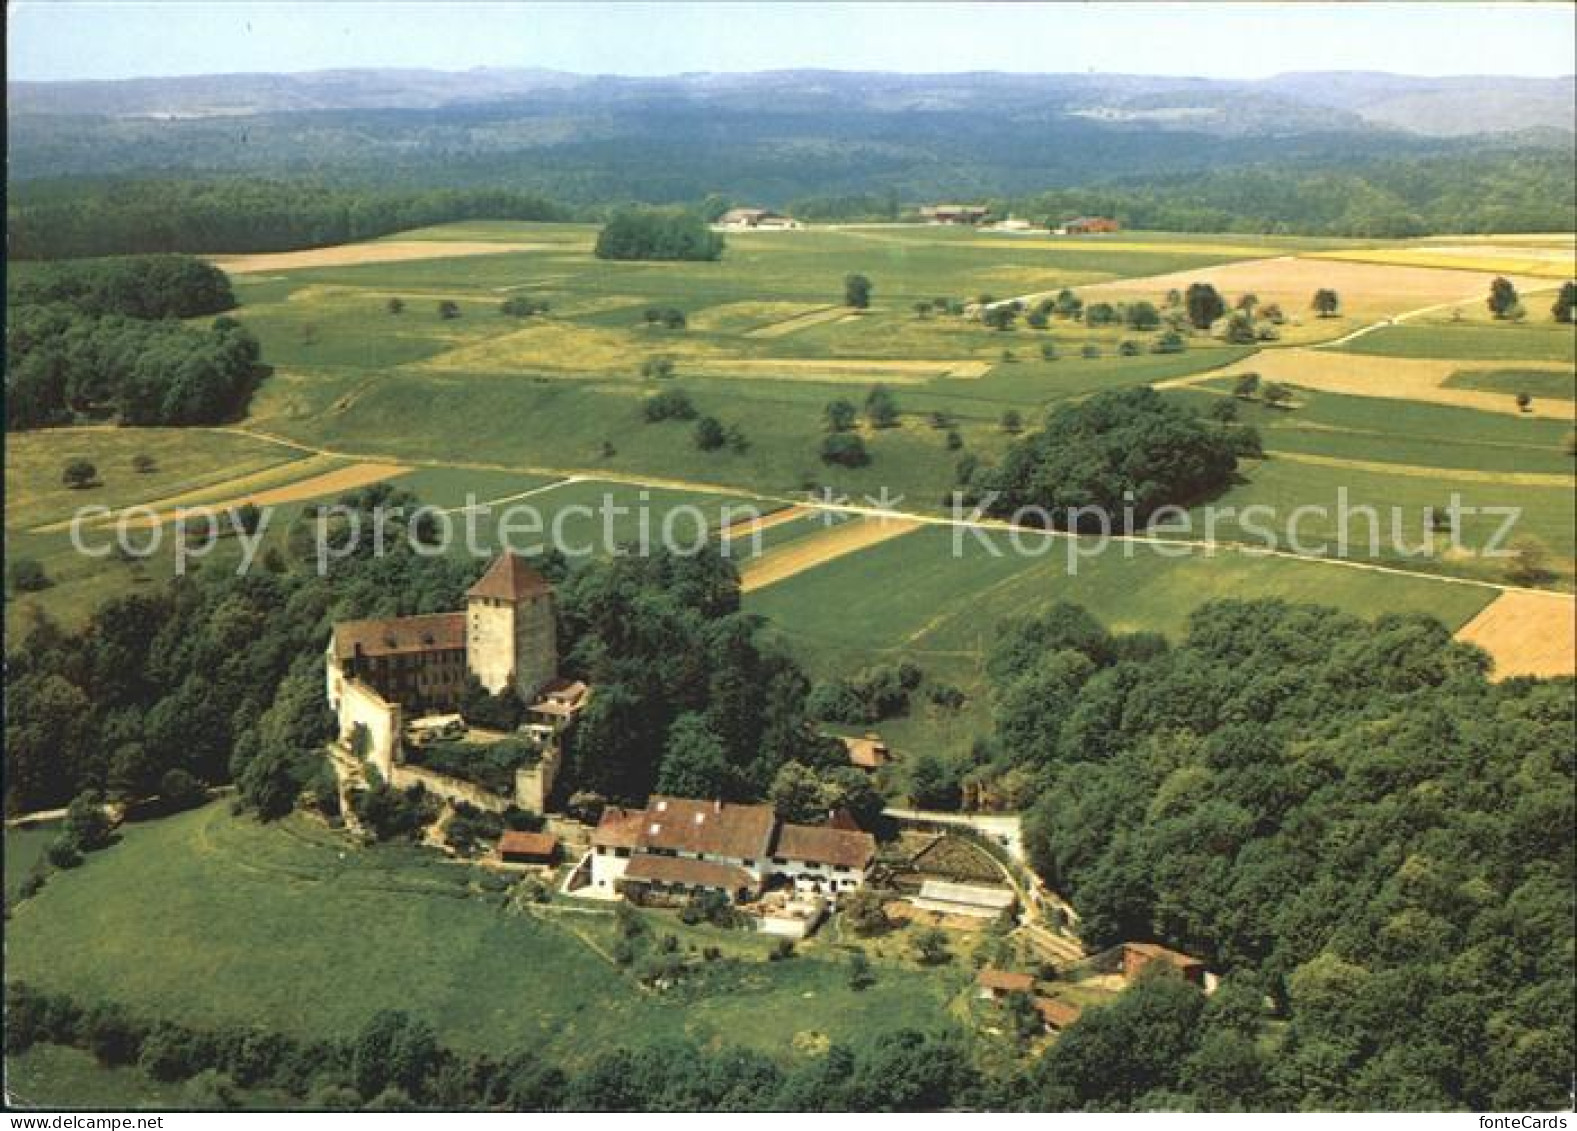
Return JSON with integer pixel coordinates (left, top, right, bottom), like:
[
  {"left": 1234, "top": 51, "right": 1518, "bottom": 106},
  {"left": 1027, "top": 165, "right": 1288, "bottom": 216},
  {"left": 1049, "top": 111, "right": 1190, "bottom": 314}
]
[
  {"left": 1122, "top": 942, "right": 1207, "bottom": 986},
  {"left": 976, "top": 967, "right": 1036, "bottom": 1000},
  {"left": 1034, "top": 996, "right": 1082, "bottom": 1032},
  {"left": 499, "top": 830, "right": 559, "bottom": 865}
]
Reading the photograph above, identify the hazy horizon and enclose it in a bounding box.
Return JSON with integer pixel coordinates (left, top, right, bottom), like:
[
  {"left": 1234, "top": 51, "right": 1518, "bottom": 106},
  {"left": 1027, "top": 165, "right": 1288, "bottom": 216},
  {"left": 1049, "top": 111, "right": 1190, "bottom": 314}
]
[{"left": 8, "top": 1, "right": 1575, "bottom": 84}]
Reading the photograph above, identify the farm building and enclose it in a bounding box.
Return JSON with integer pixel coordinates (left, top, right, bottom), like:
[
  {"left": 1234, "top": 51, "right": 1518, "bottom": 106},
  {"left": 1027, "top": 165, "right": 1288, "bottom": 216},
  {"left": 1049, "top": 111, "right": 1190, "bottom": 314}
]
[
  {"left": 921, "top": 204, "right": 990, "bottom": 225},
  {"left": 1055, "top": 216, "right": 1120, "bottom": 235},
  {"left": 586, "top": 795, "right": 877, "bottom": 903},
  {"left": 717, "top": 207, "right": 802, "bottom": 230},
  {"left": 1034, "top": 996, "right": 1083, "bottom": 1032},
  {"left": 499, "top": 830, "right": 559, "bottom": 865},
  {"left": 911, "top": 879, "right": 1017, "bottom": 919},
  {"left": 840, "top": 733, "right": 891, "bottom": 771},
  {"left": 1122, "top": 942, "right": 1209, "bottom": 986},
  {"left": 976, "top": 968, "right": 1036, "bottom": 1000}
]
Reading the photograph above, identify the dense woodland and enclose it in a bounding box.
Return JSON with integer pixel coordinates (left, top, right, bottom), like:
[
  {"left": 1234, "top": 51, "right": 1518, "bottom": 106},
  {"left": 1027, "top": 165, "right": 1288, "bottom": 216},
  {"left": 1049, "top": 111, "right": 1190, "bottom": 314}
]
[
  {"left": 7, "top": 183, "right": 569, "bottom": 260},
  {"left": 592, "top": 208, "right": 725, "bottom": 262},
  {"left": 964, "top": 387, "right": 1255, "bottom": 530},
  {"left": 5, "top": 256, "right": 265, "bottom": 429}
]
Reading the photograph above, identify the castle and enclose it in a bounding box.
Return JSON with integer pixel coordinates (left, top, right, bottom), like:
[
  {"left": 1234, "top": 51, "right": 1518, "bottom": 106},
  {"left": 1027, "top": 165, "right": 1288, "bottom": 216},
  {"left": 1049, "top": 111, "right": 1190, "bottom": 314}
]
[{"left": 325, "top": 553, "right": 580, "bottom": 811}]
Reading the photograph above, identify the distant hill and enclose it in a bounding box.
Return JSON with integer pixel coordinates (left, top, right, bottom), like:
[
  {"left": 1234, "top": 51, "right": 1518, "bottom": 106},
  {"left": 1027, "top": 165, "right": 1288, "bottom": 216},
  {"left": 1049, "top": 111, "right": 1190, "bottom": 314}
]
[{"left": 1259, "top": 71, "right": 1577, "bottom": 137}]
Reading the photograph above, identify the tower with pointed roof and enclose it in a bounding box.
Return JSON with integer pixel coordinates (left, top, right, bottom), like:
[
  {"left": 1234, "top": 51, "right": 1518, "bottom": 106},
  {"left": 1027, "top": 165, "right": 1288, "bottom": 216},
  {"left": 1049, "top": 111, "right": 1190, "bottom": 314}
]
[{"left": 465, "top": 552, "right": 557, "bottom": 702}]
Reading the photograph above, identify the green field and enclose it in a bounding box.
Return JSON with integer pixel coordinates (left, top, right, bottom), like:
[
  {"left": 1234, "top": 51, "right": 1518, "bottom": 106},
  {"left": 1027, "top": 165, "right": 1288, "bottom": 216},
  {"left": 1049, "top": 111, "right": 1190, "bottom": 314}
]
[
  {"left": 1442, "top": 366, "right": 1575, "bottom": 401},
  {"left": 4, "top": 806, "right": 963, "bottom": 1070},
  {"left": 744, "top": 524, "right": 1498, "bottom": 755},
  {"left": 1336, "top": 321, "right": 1576, "bottom": 362}
]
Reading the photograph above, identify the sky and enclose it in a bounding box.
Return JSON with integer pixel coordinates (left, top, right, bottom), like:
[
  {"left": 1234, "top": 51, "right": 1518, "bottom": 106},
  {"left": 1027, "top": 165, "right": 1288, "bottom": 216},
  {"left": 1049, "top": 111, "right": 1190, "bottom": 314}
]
[{"left": 8, "top": 1, "right": 1576, "bottom": 83}]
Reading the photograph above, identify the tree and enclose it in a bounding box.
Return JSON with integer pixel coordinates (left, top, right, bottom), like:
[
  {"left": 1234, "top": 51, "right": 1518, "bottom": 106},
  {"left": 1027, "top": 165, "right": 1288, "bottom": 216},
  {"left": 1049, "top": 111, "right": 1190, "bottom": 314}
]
[
  {"left": 844, "top": 273, "right": 872, "bottom": 310},
  {"left": 819, "top": 433, "right": 870, "bottom": 468},
  {"left": 1232, "top": 372, "right": 1261, "bottom": 399},
  {"left": 61, "top": 459, "right": 98, "bottom": 489},
  {"left": 1221, "top": 311, "right": 1257, "bottom": 344},
  {"left": 132, "top": 454, "right": 157, "bottom": 473},
  {"left": 643, "top": 388, "right": 697, "bottom": 422},
  {"left": 595, "top": 208, "right": 724, "bottom": 262},
  {"left": 1261, "top": 382, "right": 1293, "bottom": 409},
  {"left": 1515, "top": 392, "right": 1532, "bottom": 412},
  {"left": 913, "top": 300, "right": 933, "bottom": 318},
  {"left": 1000, "top": 409, "right": 1023, "bottom": 434},
  {"left": 725, "top": 423, "right": 749, "bottom": 454},
  {"left": 656, "top": 713, "right": 734, "bottom": 799},
  {"left": 824, "top": 398, "right": 857, "bottom": 432},
  {"left": 694, "top": 416, "right": 727, "bottom": 451},
  {"left": 1505, "top": 538, "right": 1553, "bottom": 586},
  {"left": 1125, "top": 300, "right": 1161, "bottom": 331},
  {"left": 437, "top": 300, "right": 460, "bottom": 320},
  {"left": 232, "top": 503, "right": 263, "bottom": 536},
  {"left": 908, "top": 752, "right": 960, "bottom": 810},
  {"left": 1552, "top": 281, "right": 1576, "bottom": 323},
  {"left": 386, "top": 297, "right": 405, "bottom": 315},
  {"left": 9, "top": 558, "right": 50, "bottom": 593},
  {"left": 1487, "top": 276, "right": 1520, "bottom": 320},
  {"left": 1185, "top": 283, "right": 1226, "bottom": 330},
  {"left": 1081, "top": 343, "right": 1100, "bottom": 359},
  {"left": 769, "top": 761, "right": 827, "bottom": 823},
  {"left": 64, "top": 790, "right": 113, "bottom": 853},
  {"left": 1311, "top": 288, "right": 1341, "bottom": 318},
  {"left": 501, "top": 296, "right": 549, "bottom": 318},
  {"left": 640, "top": 355, "right": 675, "bottom": 380},
  {"left": 847, "top": 950, "right": 876, "bottom": 990},
  {"left": 864, "top": 385, "right": 899, "bottom": 429},
  {"left": 1208, "top": 399, "right": 1239, "bottom": 423},
  {"left": 912, "top": 927, "right": 951, "bottom": 965},
  {"left": 1152, "top": 329, "right": 1186, "bottom": 354},
  {"left": 982, "top": 305, "right": 1016, "bottom": 331},
  {"left": 1040, "top": 342, "right": 1059, "bottom": 361},
  {"left": 1053, "top": 289, "right": 1083, "bottom": 320}
]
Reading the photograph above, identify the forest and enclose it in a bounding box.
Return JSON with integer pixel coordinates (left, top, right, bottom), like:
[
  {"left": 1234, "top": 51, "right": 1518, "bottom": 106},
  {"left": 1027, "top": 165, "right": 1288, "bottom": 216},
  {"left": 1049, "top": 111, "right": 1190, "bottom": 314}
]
[
  {"left": 5, "top": 256, "right": 264, "bottom": 429},
  {"left": 964, "top": 387, "right": 1256, "bottom": 530}
]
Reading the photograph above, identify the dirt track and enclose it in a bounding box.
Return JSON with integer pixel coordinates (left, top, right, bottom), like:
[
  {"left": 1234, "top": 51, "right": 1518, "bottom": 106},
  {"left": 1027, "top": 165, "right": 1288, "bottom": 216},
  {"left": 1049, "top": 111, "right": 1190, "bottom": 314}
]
[
  {"left": 740, "top": 516, "right": 920, "bottom": 592},
  {"left": 1455, "top": 590, "right": 1577, "bottom": 679}
]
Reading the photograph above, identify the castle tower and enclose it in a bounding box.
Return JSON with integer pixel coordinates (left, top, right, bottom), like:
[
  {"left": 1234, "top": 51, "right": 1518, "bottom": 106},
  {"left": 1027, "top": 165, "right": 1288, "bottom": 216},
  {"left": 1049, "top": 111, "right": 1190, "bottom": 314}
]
[{"left": 465, "top": 553, "right": 558, "bottom": 703}]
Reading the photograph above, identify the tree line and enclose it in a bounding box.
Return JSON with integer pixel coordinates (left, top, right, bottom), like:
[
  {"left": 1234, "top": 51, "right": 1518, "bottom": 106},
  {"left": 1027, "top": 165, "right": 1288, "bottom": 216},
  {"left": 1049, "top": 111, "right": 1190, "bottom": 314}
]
[
  {"left": 8, "top": 181, "right": 570, "bottom": 261},
  {"left": 5, "top": 256, "right": 266, "bottom": 430}
]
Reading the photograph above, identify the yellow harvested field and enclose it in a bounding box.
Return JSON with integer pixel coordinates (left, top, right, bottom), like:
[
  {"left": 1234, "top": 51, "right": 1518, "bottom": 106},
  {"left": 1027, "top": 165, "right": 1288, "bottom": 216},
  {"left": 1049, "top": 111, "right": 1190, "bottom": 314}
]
[
  {"left": 1266, "top": 451, "right": 1574, "bottom": 489},
  {"left": 955, "top": 238, "right": 1280, "bottom": 257},
  {"left": 416, "top": 321, "right": 729, "bottom": 374},
  {"left": 110, "top": 462, "right": 411, "bottom": 528},
  {"left": 688, "top": 301, "right": 827, "bottom": 334},
  {"left": 741, "top": 516, "right": 921, "bottom": 593},
  {"left": 1076, "top": 255, "right": 1550, "bottom": 310},
  {"left": 1455, "top": 591, "right": 1576, "bottom": 679},
  {"left": 715, "top": 505, "right": 813, "bottom": 541},
  {"left": 1166, "top": 349, "right": 1573, "bottom": 419},
  {"left": 1309, "top": 247, "right": 1577, "bottom": 279},
  {"left": 744, "top": 306, "right": 851, "bottom": 338},
  {"left": 210, "top": 240, "right": 548, "bottom": 274}
]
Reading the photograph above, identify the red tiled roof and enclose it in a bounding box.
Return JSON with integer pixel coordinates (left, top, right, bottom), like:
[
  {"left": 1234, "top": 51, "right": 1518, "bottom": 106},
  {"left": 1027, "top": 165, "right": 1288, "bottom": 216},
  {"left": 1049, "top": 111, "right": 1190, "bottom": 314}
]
[
  {"left": 1125, "top": 942, "right": 1206, "bottom": 970},
  {"left": 773, "top": 823, "right": 876, "bottom": 870},
  {"left": 977, "top": 968, "right": 1036, "bottom": 994},
  {"left": 468, "top": 553, "right": 552, "bottom": 602},
  {"left": 499, "top": 831, "right": 557, "bottom": 859},
  {"left": 1034, "top": 996, "right": 1082, "bottom": 1029},
  {"left": 332, "top": 612, "right": 465, "bottom": 661},
  {"left": 623, "top": 854, "right": 757, "bottom": 893},
  {"left": 591, "top": 806, "right": 645, "bottom": 849},
  {"left": 639, "top": 797, "right": 776, "bottom": 861}
]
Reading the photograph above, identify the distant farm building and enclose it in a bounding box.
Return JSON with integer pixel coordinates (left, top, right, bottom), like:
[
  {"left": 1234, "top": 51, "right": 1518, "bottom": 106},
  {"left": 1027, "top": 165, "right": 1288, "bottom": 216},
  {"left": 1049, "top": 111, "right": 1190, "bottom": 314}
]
[
  {"left": 1055, "top": 216, "right": 1120, "bottom": 235},
  {"left": 912, "top": 879, "right": 1017, "bottom": 919},
  {"left": 499, "top": 830, "right": 559, "bottom": 865},
  {"left": 988, "top": 217, "right": 1036, "bottom": 232},
  {"left": 717, "top": 207, "right": 803, "bottom": 230},
  {"left": 921, "top": 204, "right": 990, "bottom": 225}
]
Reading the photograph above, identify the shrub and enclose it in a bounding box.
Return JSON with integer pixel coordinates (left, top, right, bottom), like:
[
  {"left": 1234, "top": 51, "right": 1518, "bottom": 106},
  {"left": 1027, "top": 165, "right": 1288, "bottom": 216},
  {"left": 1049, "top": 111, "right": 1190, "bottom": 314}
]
[
  {"left": 61, "top": 459, "right": 99, "bottom": 489},
  {"left": 642, "top": 388, "right": 698, "bottom": 422},
  {"left": 694, "top": 416, "right": 727, "bottom": 451},
  {"left": 9, "top": 558, "right": 50, "bottom": 593},
  {"left": 820, "top": 433, "right": 870, "bottom": 468}
]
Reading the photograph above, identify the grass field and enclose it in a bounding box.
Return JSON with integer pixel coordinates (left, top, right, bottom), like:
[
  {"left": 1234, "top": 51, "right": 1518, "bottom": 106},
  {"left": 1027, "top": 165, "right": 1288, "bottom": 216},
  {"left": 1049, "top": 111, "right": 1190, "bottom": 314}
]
[
  {"left": 1442, "top": 367, "right": 1575, "bottom": 401},
  {"left": 4, "top": 806, "right": 963, "bottom": 1071},
  {"left": 1335, "top": 321, "right": 1576, "bottom": 363},
  {"left": 745, "top": 524, "right": 1499, "bottom": 754}
]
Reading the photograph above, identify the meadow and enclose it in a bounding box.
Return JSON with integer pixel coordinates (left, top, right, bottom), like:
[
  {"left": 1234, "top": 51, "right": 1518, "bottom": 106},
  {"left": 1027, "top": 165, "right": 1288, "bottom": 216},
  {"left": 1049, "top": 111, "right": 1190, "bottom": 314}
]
[{"left": 4, "top": 806, "right": 964, "bottom": 1069}]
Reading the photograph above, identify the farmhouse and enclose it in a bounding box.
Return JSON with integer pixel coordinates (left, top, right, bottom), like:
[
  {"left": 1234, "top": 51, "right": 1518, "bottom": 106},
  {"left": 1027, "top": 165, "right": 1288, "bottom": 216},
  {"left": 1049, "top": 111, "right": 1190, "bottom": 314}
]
[
  {"left": 1033, "top": 996, "right": 1082, "bottom": 1032},
  {"left": 587, "top": 795, "right": 877, "bottom": 903},
  {"left": 921, "top": 204, "right": 990, "bottom": 225},
  {"left": 325, "top": 552, "right": 578, "bottom": 810},
  {"left": 717, "top": 207, "right": 802, "bottom": 230},
  {"left": 1055, "top": 216, "right": 1120, "bottom": 235}
]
